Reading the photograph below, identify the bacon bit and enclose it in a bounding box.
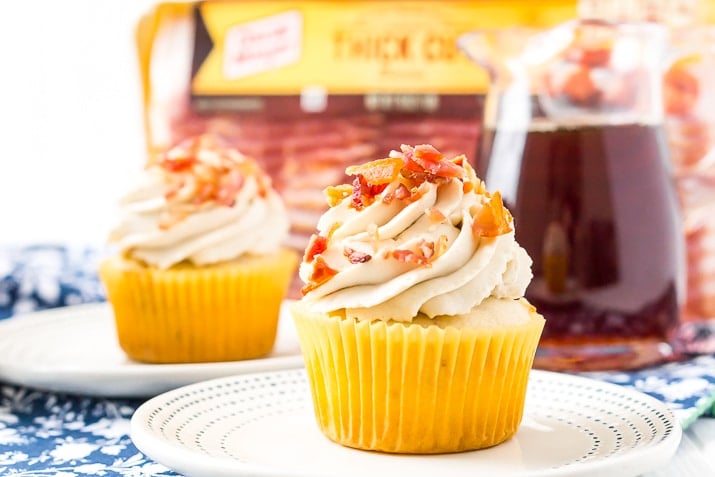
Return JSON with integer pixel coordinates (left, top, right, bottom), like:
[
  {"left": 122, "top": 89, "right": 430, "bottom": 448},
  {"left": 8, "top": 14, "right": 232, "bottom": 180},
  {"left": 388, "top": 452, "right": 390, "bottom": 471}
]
[
  {"left": 304, "top": 234, "right": 328, "bottom": 262},
  {"left": 394, "top": 183, "right": 410, "bottom": 199},
  {"left": 193, "top": 182, "right": 216, "bottom": 205},
  {"left": 451, "top": 154, "right": 466, "bottom": 167},
  {"left": 301, "top": 256, "right": 338, "bottom": 295},
  {"left": 216, "top": 170, "right": 244, "bottom": 206},
  {"left": 164, "top": 180, "right": 185, "bottom": 201},
  {"left": 391, "top": 249, "right": 431, "bottom": 266},
  {"left": 402, "top": 144, "right": 465, "bottom": 179},
  {"left": 410, "top": 144, "right": 442, "bottom": 162},
  {"left": 410, "top": 182, "right": 431, "bottom": 203},
  {"left": 344, "top": 247, "right": 372, "bottom": 264},
  {"left": 324, "top": 184, "right": 353, "bottom": 207},
  {"left": 427, "top": 207, "right": 447, "bottom": 224},
  {"left": 390, "top": 239, "right": 437, "bottom": 266},
  {"left": 350, "top": 175, "right": 388, "bottom": 210},
  {"left": 351, "top": 176, "right": 367, "bottom": 210},
  {"left": 161, "top": 155, "right": 196, "bottom": 172},
  {"left": 345, "top": 157, "right": 404, "bottom": 185},
  {"left": 154, "top": 134, "right": 273, "bottom": 228},
  {"left": 472, "top": 191, "right": 513, "bottom": 238},
  {"left": 418, "top": 239, "right": 435, "bottom": 260},
  {"left": 399, "top": 168, "right": 436, "bottom": 185},
  {"left": 382, "top": 183, "right": 411, "bottom": 205},
  {"left": 160, "top": 134, "right": 213, "bottom": 172}
]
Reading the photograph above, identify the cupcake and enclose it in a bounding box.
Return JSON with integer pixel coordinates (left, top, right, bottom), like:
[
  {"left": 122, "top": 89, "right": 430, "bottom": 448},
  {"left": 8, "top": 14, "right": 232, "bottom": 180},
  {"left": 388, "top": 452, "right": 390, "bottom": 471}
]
[
  {"left": 99, "top": 134, "right": 297, "bottom": 364},
  {"left": 291, "top": 144, "right": 544, "bottom": 454}
]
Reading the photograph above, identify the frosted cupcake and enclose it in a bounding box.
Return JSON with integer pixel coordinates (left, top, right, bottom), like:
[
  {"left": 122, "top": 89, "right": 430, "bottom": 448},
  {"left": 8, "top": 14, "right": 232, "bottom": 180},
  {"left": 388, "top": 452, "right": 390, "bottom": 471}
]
[
  {"left": 99, "top": 134, "right": 297, "bottom": 363},
  {"left": 292, "top": 144, "right": 544, "bottom": 453}
]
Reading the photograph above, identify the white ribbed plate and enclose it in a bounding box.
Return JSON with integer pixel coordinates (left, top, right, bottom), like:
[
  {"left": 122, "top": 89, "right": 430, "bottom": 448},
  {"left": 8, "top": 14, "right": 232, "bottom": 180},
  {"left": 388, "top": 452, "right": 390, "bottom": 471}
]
[
  {"left": 0, "top": 302, "right": 303, "bottom": 397},
  {"left": 131, "top": 369, "right": 682, "bottom": 477}
]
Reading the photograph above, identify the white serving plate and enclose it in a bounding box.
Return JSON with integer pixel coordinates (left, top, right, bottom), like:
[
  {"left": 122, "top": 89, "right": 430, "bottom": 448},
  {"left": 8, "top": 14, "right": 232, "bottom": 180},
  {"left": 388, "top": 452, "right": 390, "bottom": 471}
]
[
  {"left": 0, "top": 302, "right": 304, "bottom": 397},
  {"left": 131, "top": 368, "right": 682, "bottom": 477}
]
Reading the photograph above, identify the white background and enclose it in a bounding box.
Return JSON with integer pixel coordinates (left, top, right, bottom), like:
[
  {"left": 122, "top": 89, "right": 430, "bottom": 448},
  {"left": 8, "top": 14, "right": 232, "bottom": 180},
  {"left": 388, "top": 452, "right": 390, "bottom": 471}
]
[{"left": 0, "top": 0, "right": 158, "bottom": 245}]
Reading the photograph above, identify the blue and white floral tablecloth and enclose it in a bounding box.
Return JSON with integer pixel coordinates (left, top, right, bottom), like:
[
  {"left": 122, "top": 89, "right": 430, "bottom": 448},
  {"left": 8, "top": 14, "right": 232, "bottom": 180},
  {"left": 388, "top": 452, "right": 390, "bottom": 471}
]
[
  {"left": 1, "top": 244, "right": 714, "bottom": 476},
  {"left": 0, "top": 244, "right": 106, "bottom": 320},
  {"left": 0, "top": 389, "right": 173, "bottom": 476}
]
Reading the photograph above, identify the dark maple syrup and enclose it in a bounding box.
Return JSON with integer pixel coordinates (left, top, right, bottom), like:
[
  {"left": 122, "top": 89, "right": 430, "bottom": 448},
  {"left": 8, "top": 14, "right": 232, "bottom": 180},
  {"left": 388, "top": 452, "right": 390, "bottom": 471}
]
[{"left": 479, "top": 122, "right": 683, "bottom": 371}]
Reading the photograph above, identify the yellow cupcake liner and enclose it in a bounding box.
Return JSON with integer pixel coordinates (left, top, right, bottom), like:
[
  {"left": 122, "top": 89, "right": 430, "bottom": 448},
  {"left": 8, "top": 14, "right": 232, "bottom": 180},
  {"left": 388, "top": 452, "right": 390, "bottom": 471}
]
[
  {"left": 291, "top": 301, "right": 544, "bottom": 454},
  {"left": 99, "top": 248, "right": 297, "bottom": 363}
]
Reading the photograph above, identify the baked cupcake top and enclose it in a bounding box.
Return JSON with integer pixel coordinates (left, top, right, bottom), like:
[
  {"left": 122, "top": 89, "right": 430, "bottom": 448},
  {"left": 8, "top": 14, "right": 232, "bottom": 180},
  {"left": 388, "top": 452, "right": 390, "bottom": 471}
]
[
  {"left": 299, "top": 144, "right": 533, "bottom": 322},
  {"left": 109, "top": 134, "right": 289, "bottom": 269}
]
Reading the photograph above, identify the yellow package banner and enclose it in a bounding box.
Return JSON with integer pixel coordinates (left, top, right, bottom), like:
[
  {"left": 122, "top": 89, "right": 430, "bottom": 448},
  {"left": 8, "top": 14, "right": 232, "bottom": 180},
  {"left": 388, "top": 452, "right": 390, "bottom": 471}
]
[{"left": 189, "top": 0, "right": 576, "bottom": 96}]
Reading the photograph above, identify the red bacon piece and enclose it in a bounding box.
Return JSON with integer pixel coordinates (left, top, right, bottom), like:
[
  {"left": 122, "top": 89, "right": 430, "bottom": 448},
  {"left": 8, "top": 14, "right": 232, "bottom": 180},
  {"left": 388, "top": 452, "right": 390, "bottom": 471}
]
[
  {"left": 351, "top": 175, "right": 388, "bottom": 210},
  {"left": 301, "top": 256, "right": 338, "bottom": 295},
  {"left": 345, "top": 157, "right": 404, "bottom": 185},
  {"left": 472, "top": 191, "right": 513, "bottom": 238},
  {"left": 391, "top": 247, "right": 430, "bottom": 266},
  {"left": 304, "top": 234, "right": 328, "bottom": 262},
  {"left": 161, "top": 155, "right": 197, "bottom": 172},
  {"left": 344, "top": 247, "right": 372, "bottom": 264},
  {"left": 402, "top": 144, "right": 464, "bottom": 179}
]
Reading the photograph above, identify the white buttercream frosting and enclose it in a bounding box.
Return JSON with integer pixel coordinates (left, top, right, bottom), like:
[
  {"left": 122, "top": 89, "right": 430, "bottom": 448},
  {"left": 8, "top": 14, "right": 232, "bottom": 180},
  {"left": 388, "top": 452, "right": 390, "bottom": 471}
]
[
  {"left": 299, "top": 144, "right": 533, "bottom": 322},
  {"left": 109, "top": 135, "right": 290, "bottom": 269}
]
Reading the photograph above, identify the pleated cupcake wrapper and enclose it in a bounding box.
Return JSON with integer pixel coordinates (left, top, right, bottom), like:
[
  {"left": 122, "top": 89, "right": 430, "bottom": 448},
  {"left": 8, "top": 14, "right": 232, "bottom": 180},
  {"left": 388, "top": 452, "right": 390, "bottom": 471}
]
[
  {"left": 291, "top": 302, "right": 545, "bottom": 454},
  {"left": 99, "top": 249, "right": 297, "bottom": 363}
]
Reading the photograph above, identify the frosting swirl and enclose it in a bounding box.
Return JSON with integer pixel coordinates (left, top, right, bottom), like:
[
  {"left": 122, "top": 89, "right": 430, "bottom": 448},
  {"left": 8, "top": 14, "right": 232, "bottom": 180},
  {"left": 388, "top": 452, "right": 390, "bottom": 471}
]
[
  {"left": 299, "top": 144, "right": 532, "bottom": 322},
  {"left": 109, "top": 134, "right": 290, "bottom": 269}
]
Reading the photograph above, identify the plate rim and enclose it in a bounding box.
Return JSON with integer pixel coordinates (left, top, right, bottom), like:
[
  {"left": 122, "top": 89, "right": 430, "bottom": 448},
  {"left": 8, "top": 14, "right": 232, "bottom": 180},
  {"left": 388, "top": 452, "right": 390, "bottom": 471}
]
[
  {"left": 0, "top": 302, "right": 304, "bottom": 398},
  {"left": 130, "top": 368, "right": 683, "bottom": 477}
]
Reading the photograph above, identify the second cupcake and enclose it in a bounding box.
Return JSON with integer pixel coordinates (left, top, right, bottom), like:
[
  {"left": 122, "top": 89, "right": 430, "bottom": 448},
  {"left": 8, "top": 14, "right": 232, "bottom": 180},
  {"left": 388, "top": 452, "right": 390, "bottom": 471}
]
[{"left": 99, "top": 134, "right": 298, "bottom": 364}]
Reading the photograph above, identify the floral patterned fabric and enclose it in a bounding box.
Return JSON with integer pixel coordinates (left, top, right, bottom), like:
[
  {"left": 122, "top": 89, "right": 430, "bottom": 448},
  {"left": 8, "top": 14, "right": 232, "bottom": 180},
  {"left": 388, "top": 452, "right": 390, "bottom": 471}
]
[
  {"left": 0, "top": 388, "right": 175, "bottom": 476},
  {"left": 0, "top": 244, "right": 106, "bottom": 320},
  {"left": 582, "top": 355, "right": 715, "bottom": 427},
  {"left": 0, "top": 244, "right": 713, "bottom": 476}
]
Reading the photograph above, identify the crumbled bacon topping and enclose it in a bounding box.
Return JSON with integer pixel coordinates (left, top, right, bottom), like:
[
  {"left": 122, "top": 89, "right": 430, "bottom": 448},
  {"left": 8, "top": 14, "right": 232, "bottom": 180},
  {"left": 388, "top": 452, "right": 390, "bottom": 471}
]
[
  {"left": 390, "top": 244, "right": 432, "bottom": 266},
  {"left": 387, "top": 239, "right": 439, "bottom": 266},
  {"left": 350, "top": 174, "right": 388, "bottom": 210},
  {"left": 304, "top": 234, "right": 328, "bottom": 262},
  {"left": 344, "top": 247, "right": 372, "bottom": 264},
  {"left": 418, "top": 239, "right": 435, "bottom": 260},
  {"left": 301, "top": 256, "right": 338, "bottom": 295},
  {"left": 301, "top": 144, "right": 514, "bottom": 294},
  {"left": 427, "top": 207, "right": 447, "bottom": 224},
  {"left": 472, "top": 191, "right": 513, "bottom": 238},
  {"left": 156, "top": 134, "right": 270, "bottom": 229},
  {"left": 382, "top": 183, "right": 416, "bottom": 205},
  {"left": 393, "top": 183, "right": 411, "bottom": 200},
  {"left": 401, "top": 144, "right": 465, "bottom": 179},
  {"left": 339, "top": 144, "right": 469, "bottom": 211},
  {"left": 324, "top": 184, "right": 353, "bottom": 207},
  {"left": 346, "top": 157, "right": 403, "bottom": 185}
]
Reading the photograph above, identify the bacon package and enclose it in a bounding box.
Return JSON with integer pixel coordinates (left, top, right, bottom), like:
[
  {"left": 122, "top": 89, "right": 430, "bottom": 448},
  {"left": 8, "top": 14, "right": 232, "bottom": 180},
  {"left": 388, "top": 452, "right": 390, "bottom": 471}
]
[
  {"left": 135, "top": 0, "right": 576, "bottom": 296},
  {"left": 663, "top": 28, "right": 715, "bottom": 352}
]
